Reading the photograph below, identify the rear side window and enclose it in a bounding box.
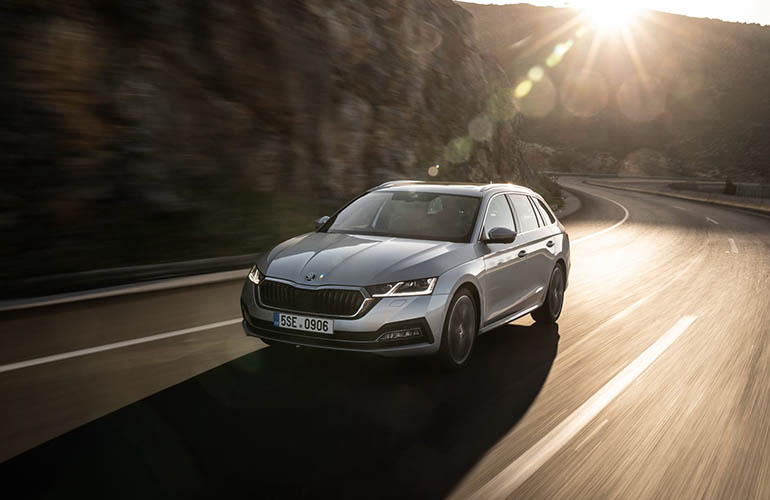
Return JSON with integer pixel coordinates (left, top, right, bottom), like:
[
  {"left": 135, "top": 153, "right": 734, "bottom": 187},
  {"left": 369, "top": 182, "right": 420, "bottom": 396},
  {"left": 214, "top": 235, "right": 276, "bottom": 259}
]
[
  {"left": 535, "top": 197, "right": 556, "bottom": 224},
  {"left": 507, "top": 194, "right": 540, "bottom": 233},
  {"left": 528, "top": 197, "right": 545, "bottom": 227}
]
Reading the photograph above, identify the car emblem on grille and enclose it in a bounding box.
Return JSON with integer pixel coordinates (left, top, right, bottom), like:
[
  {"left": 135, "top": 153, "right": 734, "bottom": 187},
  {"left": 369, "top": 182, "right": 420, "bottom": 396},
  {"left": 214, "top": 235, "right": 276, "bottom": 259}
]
[{"left": 305, "top": 272, "right": 316, "bottom": 281}]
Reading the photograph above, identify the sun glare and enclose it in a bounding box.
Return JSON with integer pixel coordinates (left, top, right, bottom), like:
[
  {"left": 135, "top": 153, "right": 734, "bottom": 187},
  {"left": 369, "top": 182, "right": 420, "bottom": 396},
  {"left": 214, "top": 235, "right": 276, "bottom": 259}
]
[{"left": 581, "top": 0, "right": 640, "bottom": 30}]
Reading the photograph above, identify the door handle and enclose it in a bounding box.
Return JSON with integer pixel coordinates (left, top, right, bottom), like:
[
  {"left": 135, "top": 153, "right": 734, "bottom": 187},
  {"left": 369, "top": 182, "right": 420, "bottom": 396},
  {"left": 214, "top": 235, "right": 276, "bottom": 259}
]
[
  {"left": 518, "top": 250, "right": 527, "bottom": 258},
  {"left": 546, "top": 240, "right": 555, "bottom": 248}
]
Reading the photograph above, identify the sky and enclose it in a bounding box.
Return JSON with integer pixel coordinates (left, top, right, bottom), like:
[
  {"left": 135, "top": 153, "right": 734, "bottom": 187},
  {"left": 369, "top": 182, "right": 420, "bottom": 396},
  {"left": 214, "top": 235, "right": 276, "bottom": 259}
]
[{"left": 462, "top": 0, "right": 770, "bottom": 26}]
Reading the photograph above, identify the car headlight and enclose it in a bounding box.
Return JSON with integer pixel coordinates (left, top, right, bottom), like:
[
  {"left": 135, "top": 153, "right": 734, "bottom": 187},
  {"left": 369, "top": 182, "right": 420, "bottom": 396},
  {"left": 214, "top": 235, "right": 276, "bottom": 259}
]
[
  {"left": 248, "top": 265, "right": 264, "bottom": 285},
  {"left": 366, "top": 277, "right": 437, "bottom": 297}
]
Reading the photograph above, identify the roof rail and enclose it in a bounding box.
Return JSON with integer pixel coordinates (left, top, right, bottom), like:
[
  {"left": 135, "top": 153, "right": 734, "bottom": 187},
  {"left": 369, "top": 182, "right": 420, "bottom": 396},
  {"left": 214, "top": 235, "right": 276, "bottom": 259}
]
[
  {"left": 479, "top": 183, "right": 511, "bottom": 192},
  {"left": 373, "top": 180, "right": 424, "bottom": 189},
  {"left": 479, "top": 183, "right": 530, "bottom": 192}
]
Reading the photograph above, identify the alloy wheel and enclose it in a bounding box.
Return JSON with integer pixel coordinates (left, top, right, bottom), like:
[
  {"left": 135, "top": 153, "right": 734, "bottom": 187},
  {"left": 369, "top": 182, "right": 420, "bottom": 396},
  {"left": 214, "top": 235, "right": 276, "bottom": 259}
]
[{"left": 447, "top": 295, "right": 476, "bottom": 365}]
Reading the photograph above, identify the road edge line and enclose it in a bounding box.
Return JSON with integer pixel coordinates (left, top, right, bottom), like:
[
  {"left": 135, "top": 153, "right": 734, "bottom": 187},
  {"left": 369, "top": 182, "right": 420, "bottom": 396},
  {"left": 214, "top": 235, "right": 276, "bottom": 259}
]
[{"left": 567, "top": 187, "right": 630, "bottom": 244}]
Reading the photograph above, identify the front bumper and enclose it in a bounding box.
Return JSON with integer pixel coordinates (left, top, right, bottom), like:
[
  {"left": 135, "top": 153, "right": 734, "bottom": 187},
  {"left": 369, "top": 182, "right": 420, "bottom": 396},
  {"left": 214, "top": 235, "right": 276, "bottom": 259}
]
[{"left": 240, "top": 281, "right": 447, "bottom": 357}]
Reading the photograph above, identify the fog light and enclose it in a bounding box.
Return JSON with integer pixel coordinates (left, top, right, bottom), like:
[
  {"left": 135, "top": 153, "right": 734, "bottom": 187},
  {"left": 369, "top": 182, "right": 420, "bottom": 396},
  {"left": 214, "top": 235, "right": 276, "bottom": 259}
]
[{"left": 378, "top": 328, "right": 422, "bottom": 341}]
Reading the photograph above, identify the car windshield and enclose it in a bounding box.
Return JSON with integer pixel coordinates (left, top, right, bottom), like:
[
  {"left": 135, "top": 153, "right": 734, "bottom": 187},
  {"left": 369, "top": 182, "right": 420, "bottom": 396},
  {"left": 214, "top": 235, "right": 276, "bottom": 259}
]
[{"left": 326, "top": 191, "right": 481, "bottom": 242}]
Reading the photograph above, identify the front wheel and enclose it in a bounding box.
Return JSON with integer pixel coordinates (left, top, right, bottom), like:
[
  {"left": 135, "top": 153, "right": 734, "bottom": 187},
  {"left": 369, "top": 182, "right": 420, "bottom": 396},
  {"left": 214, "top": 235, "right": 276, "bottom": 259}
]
[
  {"left": 438, "top": 290, "right": 478, "bottom": 369},
  {"left": 531, "top": 265, "right": 565, "bottom": 323}
]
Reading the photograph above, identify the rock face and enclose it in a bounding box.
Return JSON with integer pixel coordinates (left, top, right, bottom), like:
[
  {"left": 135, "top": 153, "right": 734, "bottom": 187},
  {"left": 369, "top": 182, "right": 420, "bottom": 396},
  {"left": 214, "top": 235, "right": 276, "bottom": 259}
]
[{"left": 1, "top": 0, "right": 546, "bottom": 282}]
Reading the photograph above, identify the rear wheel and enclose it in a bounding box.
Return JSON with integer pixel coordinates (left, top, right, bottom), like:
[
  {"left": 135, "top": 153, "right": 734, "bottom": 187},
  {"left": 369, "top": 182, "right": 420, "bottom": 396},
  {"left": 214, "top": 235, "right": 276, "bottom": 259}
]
[
  {"left": 532, "top": 264, "right": 565, "bottom": 323},
  {"left": 438, "top": 290, "right": 478, "bottom": 369}
]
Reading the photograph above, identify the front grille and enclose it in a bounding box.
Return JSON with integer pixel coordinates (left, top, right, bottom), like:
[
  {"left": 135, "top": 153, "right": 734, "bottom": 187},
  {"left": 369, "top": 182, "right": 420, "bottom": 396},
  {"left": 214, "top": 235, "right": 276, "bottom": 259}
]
[{"left": 258, "top": 280, "right": 366, "bottom": 317}]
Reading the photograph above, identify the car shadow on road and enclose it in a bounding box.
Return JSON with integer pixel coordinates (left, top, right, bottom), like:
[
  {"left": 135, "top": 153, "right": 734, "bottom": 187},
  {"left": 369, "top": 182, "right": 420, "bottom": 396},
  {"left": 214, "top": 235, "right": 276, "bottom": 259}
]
[{"left": 1, "top": 322, "right": 560, "bottom": 499}]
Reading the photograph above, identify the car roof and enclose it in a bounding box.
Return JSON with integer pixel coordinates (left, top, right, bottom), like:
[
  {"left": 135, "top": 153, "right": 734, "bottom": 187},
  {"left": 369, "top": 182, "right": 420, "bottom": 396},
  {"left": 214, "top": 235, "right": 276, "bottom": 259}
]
[{"left": 371, "top": 180, "right": 537, "bottom": 197}]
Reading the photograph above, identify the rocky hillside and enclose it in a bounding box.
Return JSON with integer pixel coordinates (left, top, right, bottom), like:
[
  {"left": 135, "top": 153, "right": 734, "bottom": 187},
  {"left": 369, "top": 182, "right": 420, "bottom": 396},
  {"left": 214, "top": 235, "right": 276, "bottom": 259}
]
[
  {"left": 460, "top": 2, "right": 770, "bottom": 181},
  {"left": 1, "top": 0, "right": 552, "bottom": 284}
]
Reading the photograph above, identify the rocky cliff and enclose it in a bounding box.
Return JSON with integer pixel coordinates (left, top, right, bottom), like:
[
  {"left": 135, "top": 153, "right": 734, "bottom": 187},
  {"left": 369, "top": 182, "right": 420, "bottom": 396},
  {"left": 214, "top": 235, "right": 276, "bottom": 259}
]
[{"left": 1, "top": 0, "right": 548, "bottom": 283}]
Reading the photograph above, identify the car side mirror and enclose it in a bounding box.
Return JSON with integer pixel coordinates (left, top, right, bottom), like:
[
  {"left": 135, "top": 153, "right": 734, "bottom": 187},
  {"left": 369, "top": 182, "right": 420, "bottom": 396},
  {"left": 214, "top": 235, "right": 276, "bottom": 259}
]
[
  {"left": 483, "top": 226, "right": 517, "bottom": 244},
  {"left": 315, "top": 215, "right": 330, "bottom": 230}
]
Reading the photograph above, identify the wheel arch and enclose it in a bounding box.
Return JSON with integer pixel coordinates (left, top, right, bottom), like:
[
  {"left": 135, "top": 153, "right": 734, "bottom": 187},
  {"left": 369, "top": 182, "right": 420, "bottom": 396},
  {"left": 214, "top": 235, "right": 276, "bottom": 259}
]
[
  {"left": 555, "top": 257, "right": 568, "bottom": 289},
  {"left": 454, "top": 281, "right": 482, "bottom": 332}
]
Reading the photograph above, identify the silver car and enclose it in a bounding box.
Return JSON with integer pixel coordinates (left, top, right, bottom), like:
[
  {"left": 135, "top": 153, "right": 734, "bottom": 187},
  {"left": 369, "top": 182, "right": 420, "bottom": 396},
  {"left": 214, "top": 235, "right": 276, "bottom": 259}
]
[{"left": 241, "top": 181, "right": 570, "bottom": 368}]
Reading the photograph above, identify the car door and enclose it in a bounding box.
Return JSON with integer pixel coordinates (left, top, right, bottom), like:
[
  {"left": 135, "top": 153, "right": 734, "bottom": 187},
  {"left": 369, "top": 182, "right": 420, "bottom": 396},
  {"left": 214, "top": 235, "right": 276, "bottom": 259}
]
[
  {"left": 507, "top": 194, "right": 556, "bottom": 308},
  {"left": 479, "top": 193, "right": 534, "bottom": 325}
]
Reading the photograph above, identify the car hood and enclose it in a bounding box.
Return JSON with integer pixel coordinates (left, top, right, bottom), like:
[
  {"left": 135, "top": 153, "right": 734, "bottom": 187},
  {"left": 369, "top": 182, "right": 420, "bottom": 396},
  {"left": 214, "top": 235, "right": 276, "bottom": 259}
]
[{"left": 260, "top": 232, "right": 475, "bottom": 287}]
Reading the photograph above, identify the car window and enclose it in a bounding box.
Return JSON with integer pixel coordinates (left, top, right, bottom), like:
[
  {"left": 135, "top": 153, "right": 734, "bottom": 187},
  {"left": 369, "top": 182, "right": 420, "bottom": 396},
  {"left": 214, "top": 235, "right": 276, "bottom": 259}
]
[
  {"left": 535, "top": 197, "right": 556, "bottom": 224},
  {"left": 331, "top": 192, "right": 390, "bottom": 231},
  {"left": 327, "top": 191, "right": 481, "bottom": 242},
  {"left": 528, "top": 197, "right": 545, "bottom": 227},
  {"left": 483, "top": 195, "right": 516, "bottom": 236},
  {"left": 508, "top": 194, "right": 540, "bottom": 233}
]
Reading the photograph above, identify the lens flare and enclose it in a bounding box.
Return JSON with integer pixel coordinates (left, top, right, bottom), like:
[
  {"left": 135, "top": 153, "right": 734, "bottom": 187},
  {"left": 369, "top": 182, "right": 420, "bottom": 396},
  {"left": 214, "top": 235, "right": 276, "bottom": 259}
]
[
  {"left": 528, "top": 66, "right": 544, "bottom": 82},
  {"left": 561, "top": 70, "right": 608, "bottom": 117},
  {"left": 468, "top": 115, "right": 493, "bottom": 142},
  {"left": 616, "top": 74, "right": 666, "bottom": 122},
  {"left": 407, "top": 20, "right": 443, "bottom": 55},
  {"left": 546, "top": 40, "right": 573, "bottom": 67},
  {"left": 444, "top": 136, "right": 473, "bottom": 164},
  {"left": 514, "top": 80, "right": 533, "bottom": 99},
  {"left": 580, "top": 0, "right": 640, "bottom": 30},
  {"left": 486, "top": 87, "right": 518, "bottom": 121},
  {"left": 512, "top": 75, "right": 556, "bottom": 118}
]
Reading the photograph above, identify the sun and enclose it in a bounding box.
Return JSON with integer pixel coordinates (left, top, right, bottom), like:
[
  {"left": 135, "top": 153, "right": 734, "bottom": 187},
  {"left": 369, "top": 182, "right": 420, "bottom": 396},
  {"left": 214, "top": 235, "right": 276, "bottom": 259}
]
[{"left": 580, "top": 0, "right": 640, "bottom": 30}]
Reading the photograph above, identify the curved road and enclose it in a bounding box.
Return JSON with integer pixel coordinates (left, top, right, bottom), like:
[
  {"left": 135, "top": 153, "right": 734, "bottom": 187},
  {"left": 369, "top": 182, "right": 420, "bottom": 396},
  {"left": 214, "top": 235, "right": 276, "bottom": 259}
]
[{"left": 1, "top": 180, "right": 769, "bottom": 499}]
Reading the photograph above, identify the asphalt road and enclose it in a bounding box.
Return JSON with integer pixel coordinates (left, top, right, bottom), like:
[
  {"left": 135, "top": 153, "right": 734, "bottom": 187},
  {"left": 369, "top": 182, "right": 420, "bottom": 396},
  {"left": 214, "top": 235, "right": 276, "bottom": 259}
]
[{"left": 1, "top": 180, "right": 769, "bottom": 499}]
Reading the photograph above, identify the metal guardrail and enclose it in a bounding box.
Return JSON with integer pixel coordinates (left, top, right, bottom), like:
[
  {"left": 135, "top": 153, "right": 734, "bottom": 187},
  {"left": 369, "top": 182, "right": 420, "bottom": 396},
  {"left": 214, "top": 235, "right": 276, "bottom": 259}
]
[
  {"left": 2, "top": 253, "right": 260, "bottom": 303},
  {"left": 583, "top": 180, "right": 770, "bottom": 217},
  {"left": 541, "top": 171, "right": 700, "bottom": 180},
  {"left": 736, "top": 184, "right": 770, "bottom": 199},
  {"left": 546, "top": 171, "right": 770, "bottom": 200},
  {"left": 650, "top": 180, "right": 770, "bottom": 200}
]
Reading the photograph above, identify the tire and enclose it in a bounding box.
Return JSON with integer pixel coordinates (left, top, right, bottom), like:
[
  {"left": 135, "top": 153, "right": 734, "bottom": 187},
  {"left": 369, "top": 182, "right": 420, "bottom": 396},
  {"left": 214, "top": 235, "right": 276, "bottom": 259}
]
[
  {"left": 438, "top": 289, "right": 478, "bottom": 369},
  {"left": 531, "top": 264, "right": 566, "bottom": 324}
]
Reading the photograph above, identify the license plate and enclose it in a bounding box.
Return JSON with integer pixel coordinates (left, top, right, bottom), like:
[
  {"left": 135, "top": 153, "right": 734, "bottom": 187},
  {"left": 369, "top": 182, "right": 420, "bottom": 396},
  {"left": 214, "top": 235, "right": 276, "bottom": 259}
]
[{"left": 273, "top": 312, "right": 333, "bottom": 334}]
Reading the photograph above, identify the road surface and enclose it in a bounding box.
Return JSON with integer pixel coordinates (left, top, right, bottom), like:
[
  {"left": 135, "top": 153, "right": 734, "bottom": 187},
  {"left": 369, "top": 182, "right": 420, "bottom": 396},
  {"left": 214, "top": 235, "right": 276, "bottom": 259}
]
[{"left": 1, "top": 179, "right": 768, "bottom": 499}]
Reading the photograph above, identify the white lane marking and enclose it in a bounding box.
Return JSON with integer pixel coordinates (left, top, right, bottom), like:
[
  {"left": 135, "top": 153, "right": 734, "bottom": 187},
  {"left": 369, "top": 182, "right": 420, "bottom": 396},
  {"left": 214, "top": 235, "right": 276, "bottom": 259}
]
[
  {"left": 0, "top": 318, "right": 243, "bottom": 374},
  {"left": 574, "top": 419, "right": 608, "bottom": 451},
  {"left": 671, "top": 205, "right": 687, "bottom": 211},
  {"left": 562, "top": 295, "right": 651, "bottom": 355},
  {"left": 604, "top": 294, "right": 650, "bottom": 322},
  {"left": 571, "top": 191, "right": 630, "bottom": 244},
  {"left": 563, "top": 252, "right": 705, "bottom": 356},
  {"left": 470, "top": 315, "right": 697, "bottom": 500},
  {"left": 728, "top": 238, "right": 739, "bottom": 253},
  {"left": 706, "top": 217, "right": 719, "bottom": 225}
]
